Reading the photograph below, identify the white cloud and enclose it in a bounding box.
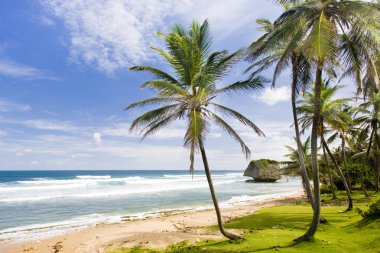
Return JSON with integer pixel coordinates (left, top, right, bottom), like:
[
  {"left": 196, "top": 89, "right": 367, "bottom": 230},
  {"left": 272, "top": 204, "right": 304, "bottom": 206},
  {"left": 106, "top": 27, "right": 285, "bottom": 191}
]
[
  {"left": 0, "top": 98, "right": 31, "bottom": 112},
  {"left": 93, "top": 132, "right": 102, "bottom": 145},
  {"left": 101, "top": 122, "right": 185, "bottom": 139},
  {"left": 40, "top": 0, "right": 192, "bottom": 74},
  {"left": 23, "top": 119, "right": 78, "bottom": 132},
  {"left": 0, "top": 60, "right": 54, "bottom": 79},
  {"left": 184, "top": 0, "right": 277, "bottom": 40},
  {"left": 0, "top": 117, "right": 296, "bottom": 169},
  {"left": 0, "top": 130, "right": 7, "bottom": 136},
  {"left": 38, "top": 16, "right": 56, "bottom": 26},
  {"left": 40, "top": 0, "right": 281, "bottom": 74},
  {"left": 253, "top": 86, "right": 291, "bottom": 106}
]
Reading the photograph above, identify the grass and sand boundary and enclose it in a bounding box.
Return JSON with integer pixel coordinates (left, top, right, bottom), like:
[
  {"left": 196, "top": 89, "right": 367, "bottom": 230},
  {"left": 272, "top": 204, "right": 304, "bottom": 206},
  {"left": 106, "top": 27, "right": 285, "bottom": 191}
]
[
  {"left": 4, "top": 192, "right": 303, "bottom": 253},
  {"left": 109, "top": 190, "right": 380, "bottom": 253},
  {"left": 4, "top": 190, "right": 379, "bottom": 253}
]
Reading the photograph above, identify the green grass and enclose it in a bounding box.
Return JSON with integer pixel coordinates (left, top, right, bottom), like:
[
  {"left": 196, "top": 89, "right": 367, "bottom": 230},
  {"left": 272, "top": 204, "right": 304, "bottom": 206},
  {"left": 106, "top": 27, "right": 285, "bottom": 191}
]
[{"left": 108, "top": 191, "right": 380, "bottom": 253}]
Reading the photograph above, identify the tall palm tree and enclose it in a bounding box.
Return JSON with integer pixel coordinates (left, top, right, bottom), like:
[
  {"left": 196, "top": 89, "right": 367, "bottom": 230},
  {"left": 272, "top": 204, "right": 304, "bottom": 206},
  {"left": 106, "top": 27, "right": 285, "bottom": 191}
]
[
  {"left": 298, "top": 82, "right": 353, "bottom": 210},
  {"left": 245, "top": 2, "right": 315, "bottom": 214},
  {"left": 337, "top": 106, "right": 355, "bottom": 190},
  {"left": 248, "top": 0, "right": 380, "bottom": 240},
  {"left": 347, "top": 126, "right": 370, "bottom": 197},
  {"left": 321, "top": 141, "right": 337, "bottom": 199},
  {"left": 127, "top": 20, "right": 266, "bottom": 241},
  {"left": 355, "top": 91, "right": 380, "bottom": 191}
]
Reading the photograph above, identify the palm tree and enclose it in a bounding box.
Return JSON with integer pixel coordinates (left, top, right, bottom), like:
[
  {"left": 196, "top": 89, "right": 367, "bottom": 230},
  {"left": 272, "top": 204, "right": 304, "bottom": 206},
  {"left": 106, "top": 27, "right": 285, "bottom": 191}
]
[
  {"left": 321, "top": 142, "right": 336, "bottom": 199},
  {"left": 346, "top": 126, "right": 370, "bottom": 197},
  {"left": 338, "top": 106, "right": 355, "bottom": 190},
  {"left": 127, "top": 20, "right": 266, "bottom": 241},
  {"left": 248, "top": 0, "right": 380, "bottom": 240},
  {"left": 245, "top": 1, "right": 315, "bottom": 215},
  {"left": 298, "top": 82, "right": 353, "bottom": 210},
  {"left": 355, "top": 91, "right": 380, "bottom": 191}
]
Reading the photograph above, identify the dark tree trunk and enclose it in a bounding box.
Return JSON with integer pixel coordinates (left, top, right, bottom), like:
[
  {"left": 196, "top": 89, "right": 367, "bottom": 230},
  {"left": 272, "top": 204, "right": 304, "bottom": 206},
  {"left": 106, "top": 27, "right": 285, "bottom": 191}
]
[
  {"left": 322, "top": 143, "right": 336, "bottom": 199},
  {"left": 199, "top": 141, "right": 242, "bottom": 241},
  {"left": 341, "top": 134, "right": 352, "bottom": 191},
  {"left": 322, "top": 137, "right": 353, "bottom": 210},
  {"left": 360, "top": 158, "right": 369, "bottom": 197},
  {"left": 291, "top": 58, "right": 314, "bottom": 205},
  {"left": 374, "top": 124, "right": 380, "bottom": 191},
  {"left": 365, "top": 128, "right": 375, "bottom": 193},
  {"left": 295, "top": 64, "right": 322, "bottom": 241}
]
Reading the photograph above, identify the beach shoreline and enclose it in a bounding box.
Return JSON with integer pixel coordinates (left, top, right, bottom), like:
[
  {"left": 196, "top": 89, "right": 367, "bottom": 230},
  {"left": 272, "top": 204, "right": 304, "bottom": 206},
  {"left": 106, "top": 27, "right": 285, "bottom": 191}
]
[{"left": 3, "top": 191, "right": 305, "bottom": 253}]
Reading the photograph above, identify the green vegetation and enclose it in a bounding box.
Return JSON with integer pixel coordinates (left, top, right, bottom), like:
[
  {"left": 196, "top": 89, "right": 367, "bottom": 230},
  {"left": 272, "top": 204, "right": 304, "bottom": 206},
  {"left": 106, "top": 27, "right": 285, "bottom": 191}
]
[
  {"left": 249, "top": 159, "right": 279, "bottom": 167},
  {"left": 360, "top": 198, "right": 380, "bottom": 220},
  {"left": 245, "top": 0, "right": 380, "bottom": 240},
  {"left": 108, "top": 191, "right": 380, "bottom": 253}
]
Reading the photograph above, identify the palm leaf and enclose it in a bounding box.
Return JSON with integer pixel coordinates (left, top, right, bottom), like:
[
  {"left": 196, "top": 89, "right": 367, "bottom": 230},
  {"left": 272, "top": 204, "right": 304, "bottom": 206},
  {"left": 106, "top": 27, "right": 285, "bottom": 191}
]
[
  {"left": 211, "top": 103, "right": 265, "bottom": 137},
  {"left": 206, "top": 110, "right": 251, "bottom": 158}
]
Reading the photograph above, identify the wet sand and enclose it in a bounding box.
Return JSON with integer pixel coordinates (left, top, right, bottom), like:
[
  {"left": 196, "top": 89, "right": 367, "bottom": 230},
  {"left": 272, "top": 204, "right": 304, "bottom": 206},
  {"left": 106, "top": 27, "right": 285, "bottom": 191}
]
[{"left": 4, "top": 192, "right": 304, "bottom": 253}]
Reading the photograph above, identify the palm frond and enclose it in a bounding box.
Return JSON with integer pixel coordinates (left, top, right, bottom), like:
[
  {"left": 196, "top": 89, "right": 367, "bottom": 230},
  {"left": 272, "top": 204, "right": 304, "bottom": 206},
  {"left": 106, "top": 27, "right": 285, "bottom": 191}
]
[
  {"left": 206, "top": 110, "right": 251, "bottom": 158},
  {"left": 215, "top": 76, "right": 267, "bottom": 95},
  {"left": 211, "top": 103, "right": 265, "bottom": 137}
]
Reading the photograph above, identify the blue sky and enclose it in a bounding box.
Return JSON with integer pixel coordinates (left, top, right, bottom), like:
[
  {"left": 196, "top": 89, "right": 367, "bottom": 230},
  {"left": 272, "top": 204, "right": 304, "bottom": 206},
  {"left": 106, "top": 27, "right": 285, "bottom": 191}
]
[{"left": 0, "top": 0, "right": 353, "bottom": 170}]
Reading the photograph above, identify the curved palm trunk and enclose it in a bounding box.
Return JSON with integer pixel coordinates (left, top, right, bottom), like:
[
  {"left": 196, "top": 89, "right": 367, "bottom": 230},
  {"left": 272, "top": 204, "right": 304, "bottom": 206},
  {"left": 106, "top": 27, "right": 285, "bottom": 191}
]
[
  {"left": 322, "top": 137, "right": 353, "bottom": 210},
  {"left": 322, "top": 144, "right": 336, "bottom": 199},
  {"left": 364, "top": 128, "right": 375, "bottom": 194},
  {"left": 341, "top": 134, "right": 352, "bottom": 191},
  {"left": 199, "top": 141, "right": 241, "bottom": 241},
  {"left": 295, "top": 65, "right": 323, "bottom": 241},
  {"left": 291, "top": 60, "right": 314, "bottom": 205},
  {"left": 360, "top": 158, "right": 369, "bottom": 197},
  {"left": 374, "top": 124, "right": 380, "bottom": 191}
]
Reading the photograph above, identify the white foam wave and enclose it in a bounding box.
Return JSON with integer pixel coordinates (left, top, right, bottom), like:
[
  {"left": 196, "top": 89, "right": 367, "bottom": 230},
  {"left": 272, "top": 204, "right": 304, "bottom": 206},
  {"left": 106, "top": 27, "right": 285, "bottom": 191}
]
[
  {"left": 0, "top": 213, "right": 121, "bottom": 243},
  {"left": 0, "top": 179, "right": 237, "bottom": 203},
  {"left": 13, "top": 176, "right": 143, "bottom": 185},
  {"left": 221, "top": 190, "right": 303, "bottom": 207},
  {"left": 0, "top": 176, "right": 303, "bottom": 243},
  {"left": 76, "top": 175, "right": 111, "bottom": 179},
  {"left": 0, "top": 172, "right": 261, "bottom": 204}
]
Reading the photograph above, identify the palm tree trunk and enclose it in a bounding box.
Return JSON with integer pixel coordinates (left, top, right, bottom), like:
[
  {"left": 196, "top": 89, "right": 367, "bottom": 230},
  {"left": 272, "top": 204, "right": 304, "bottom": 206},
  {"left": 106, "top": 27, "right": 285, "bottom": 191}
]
[
  {"left": 341, "top": 134, "right": 352, "bottom": 191},
  {"left": 295, "top": 64, "right": 322, "bottom": 241},
  {"left": 374, "top": 124, "right": 380, "bottom": 191},
  {"left": 199, "top": 141, "right": 241, "bottom": 241},
  {"left": 291, "top": 59, "right": 314, "bottom": 205},
  {"left": 365, "top": 128, "right": 375, "bottom": 193},
  {"left": 360, "top": 158, "right": 369, "bottom": 197},
  {"left": 322, "top": 137, "right": 353, "bottom": 210},
  {"left": 322, "top": 143, "right": 336, "bottom": 199},
  {"left": 340, "top": 137, "right": 350, "bottom": 190}
]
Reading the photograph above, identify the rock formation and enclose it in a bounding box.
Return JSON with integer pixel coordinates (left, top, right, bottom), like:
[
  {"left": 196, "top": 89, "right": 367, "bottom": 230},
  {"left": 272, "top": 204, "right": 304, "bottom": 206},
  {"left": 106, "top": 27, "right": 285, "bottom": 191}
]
[{"left": 244, "top": 159, "right": 281, "bottom": 182}]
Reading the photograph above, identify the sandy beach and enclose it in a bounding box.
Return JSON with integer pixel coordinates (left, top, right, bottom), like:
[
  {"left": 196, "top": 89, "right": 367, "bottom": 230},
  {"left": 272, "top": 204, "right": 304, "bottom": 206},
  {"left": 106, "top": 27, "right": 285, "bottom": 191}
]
[{"left": 3, "top": 192, "right": 304, "bottom": 253}]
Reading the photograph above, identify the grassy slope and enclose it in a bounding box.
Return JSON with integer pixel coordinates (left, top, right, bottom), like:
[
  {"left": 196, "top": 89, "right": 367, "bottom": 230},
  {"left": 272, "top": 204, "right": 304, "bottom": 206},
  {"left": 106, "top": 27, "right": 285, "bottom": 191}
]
[{"left": 109, "top": 191, "right": 380, "bottom": 253}]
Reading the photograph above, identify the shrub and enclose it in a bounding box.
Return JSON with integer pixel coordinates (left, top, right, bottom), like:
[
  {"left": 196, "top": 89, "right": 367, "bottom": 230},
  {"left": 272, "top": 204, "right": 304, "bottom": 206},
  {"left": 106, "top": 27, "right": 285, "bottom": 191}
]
[
  {"left": 320, "top": 184, "right": 336, "bottom": 194},
  {"left": 332, "top": 163, "right": 374, "bottom": 189},
  {"left": 361, "top": 198, "right": 380, "bottom": 220}
]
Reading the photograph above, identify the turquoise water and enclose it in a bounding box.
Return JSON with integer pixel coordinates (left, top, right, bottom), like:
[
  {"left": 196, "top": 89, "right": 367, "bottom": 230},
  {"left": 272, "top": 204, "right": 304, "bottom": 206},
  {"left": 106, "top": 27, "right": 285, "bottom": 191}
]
[{"left": 0, "top": 170, "right": 302, "bottom": 242}]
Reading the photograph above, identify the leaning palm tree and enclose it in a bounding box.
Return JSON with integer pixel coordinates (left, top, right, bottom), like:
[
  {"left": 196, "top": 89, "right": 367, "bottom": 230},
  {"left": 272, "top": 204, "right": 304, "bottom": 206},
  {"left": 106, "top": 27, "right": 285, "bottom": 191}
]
[
  {"left": 248, "top": 0, "right": 380, "bottom": 240},
  {"left": 298, "top": 82, "right": 353, "bottom": 210},
  {"left": 127, "top": 20, "right": 266, "bottom": 241},
  {"left": 245, "top": 1, "right": 315, "bottom": 214}
]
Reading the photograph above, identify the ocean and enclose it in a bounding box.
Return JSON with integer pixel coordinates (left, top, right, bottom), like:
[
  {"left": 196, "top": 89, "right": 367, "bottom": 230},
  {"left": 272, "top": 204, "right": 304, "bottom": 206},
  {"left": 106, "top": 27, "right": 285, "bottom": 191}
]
[{"left": 0, "top": 170, "right": 302, "bottom": 243}]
